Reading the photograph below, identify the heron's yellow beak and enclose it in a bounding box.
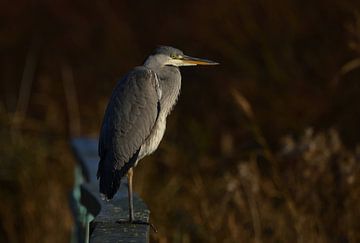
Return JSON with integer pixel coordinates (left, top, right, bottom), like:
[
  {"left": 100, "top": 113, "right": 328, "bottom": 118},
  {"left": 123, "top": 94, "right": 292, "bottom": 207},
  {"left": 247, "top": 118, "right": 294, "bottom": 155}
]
[{"left": 181, "top": 55, "right": 219, "bottom": 66}]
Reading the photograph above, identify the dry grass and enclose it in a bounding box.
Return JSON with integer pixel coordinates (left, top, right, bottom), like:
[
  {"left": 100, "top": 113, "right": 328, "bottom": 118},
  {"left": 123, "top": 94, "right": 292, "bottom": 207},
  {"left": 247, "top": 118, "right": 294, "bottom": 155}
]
[
  {"left": 0, "top": 112, "right": 74, "bottom": 243},
  {"left": 139, "top": 91, "right": 360, "bottom": 243},
  {"left": 1, "top": 1, "right": 360, "bottom": 242}
]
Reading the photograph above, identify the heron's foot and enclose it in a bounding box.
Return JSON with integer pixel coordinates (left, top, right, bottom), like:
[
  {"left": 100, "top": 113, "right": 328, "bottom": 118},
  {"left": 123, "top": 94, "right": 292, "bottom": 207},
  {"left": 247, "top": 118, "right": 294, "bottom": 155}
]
[
  {"left": 132, "top": 220, "right": 158, "bottom": 232},
  {"left": 116, "top": 219, "right": 158, "bottom": 233}
]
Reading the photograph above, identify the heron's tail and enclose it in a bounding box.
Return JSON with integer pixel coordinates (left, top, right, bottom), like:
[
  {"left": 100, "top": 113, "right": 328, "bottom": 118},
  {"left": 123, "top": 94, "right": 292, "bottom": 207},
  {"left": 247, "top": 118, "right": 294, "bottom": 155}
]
[
  {"left": 97, "top": 148, "right": 141, "bottom": 200},
  {"left": 97, "top": 159, "right": 122, "bottom": 200}
]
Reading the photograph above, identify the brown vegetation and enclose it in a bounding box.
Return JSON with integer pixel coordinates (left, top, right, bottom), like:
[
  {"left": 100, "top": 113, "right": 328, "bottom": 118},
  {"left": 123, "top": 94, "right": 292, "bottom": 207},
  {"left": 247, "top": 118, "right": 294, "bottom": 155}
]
[{"left": 1, "top": 0, "right": 360, "bottom": 242}]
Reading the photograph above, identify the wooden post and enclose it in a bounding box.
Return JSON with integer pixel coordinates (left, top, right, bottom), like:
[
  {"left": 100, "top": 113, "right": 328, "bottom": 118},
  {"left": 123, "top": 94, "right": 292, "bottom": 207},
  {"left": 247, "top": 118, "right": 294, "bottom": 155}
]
[{"left": 70, "top": 138, "right": 150, "bottom": 243}]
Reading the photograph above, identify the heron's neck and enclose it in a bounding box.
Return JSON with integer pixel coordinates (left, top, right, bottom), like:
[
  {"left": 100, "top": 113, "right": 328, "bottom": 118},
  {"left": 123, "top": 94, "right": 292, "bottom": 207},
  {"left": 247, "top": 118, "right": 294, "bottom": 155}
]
[{"left": 156, "top": 66, "right": 182, "bottom": 116}]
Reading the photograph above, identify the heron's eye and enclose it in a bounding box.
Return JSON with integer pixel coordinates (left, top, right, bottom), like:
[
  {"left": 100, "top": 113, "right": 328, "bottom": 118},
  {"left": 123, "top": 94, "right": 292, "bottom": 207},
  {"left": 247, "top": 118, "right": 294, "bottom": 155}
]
[{"left": 170, "top": 53, "right": 177, "bottom": 59}]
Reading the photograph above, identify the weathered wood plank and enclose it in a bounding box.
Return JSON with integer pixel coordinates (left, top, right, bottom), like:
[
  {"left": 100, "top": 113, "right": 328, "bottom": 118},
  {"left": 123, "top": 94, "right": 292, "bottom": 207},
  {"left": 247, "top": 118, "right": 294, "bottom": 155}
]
[{"left": 71, "top": 138, "right": 150, "bottom": 243}]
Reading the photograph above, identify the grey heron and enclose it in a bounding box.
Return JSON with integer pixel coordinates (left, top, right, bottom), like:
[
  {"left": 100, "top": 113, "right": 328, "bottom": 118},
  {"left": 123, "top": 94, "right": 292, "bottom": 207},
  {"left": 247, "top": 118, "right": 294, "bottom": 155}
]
[{"left": 97, "top": 46, "right": 218, "bottom": 227}]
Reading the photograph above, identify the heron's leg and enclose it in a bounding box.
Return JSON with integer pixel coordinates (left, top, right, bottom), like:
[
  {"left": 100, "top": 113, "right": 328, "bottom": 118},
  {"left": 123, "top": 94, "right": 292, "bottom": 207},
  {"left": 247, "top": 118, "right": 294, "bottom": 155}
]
[
  {"left": 127, "top": 167, "right": 135, "bottom": 222},
  {"left": 117, "top": 167, "right": 158, "bottom": 232}
]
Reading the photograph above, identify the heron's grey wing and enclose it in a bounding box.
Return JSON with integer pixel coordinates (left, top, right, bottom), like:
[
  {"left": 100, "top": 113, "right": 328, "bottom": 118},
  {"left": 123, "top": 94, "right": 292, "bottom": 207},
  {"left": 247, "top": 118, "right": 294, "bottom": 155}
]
[{"left": 97, "top": 66, "right": 160, "bottom": 199}]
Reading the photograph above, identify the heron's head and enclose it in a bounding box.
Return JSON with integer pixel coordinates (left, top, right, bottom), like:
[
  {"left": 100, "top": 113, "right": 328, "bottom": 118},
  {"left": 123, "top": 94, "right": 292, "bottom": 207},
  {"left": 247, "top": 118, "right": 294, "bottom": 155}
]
[{"left": 145, "top": 46, "right": 219, "bottom": 68}]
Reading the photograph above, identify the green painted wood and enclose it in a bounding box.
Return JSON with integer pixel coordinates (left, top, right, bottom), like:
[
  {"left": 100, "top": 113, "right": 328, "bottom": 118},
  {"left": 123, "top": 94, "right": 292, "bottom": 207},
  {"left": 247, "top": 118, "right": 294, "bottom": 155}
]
[{"left": 71, "top": 138, "right": 150, "bottom": 243}]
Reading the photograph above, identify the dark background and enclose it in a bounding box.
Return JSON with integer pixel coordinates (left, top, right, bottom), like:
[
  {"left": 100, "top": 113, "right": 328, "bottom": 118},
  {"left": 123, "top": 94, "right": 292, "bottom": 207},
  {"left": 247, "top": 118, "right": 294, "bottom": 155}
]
[{"left": 1, "top": 0, "right": 360, "bottom": 242}]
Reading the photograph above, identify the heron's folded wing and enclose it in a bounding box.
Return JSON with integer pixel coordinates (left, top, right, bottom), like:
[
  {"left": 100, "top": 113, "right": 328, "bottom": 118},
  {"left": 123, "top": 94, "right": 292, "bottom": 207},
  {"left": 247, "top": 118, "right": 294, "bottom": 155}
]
[{"left": 98, "top": 66, "right": 160, "bottom": 172}]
